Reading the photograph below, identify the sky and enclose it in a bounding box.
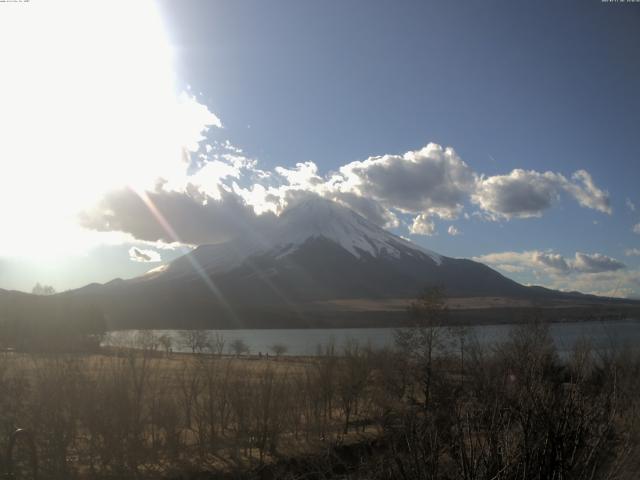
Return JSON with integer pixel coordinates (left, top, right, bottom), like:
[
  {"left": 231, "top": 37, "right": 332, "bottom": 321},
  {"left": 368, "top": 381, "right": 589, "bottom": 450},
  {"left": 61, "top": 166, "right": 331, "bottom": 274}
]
[{"left": 0, "top": 0, "right": 639, "bottom": 298}]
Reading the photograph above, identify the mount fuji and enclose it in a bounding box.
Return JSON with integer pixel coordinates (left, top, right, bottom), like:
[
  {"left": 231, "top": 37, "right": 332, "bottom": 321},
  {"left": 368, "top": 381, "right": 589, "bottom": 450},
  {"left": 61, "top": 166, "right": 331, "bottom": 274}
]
[{"left": 56, "top": 197, "right": 637, "bottom": 328}]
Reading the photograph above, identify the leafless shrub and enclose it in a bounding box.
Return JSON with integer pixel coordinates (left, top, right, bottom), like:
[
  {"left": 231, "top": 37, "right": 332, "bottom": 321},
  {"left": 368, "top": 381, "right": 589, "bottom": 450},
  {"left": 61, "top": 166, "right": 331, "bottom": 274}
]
[
  {"left": 29, "top": 356, "right": 84, "bottom": 478},
  {"left": 229, "top": 338, "right": 250, "bottom": 357},
  {"left": 337, "top": 340, "right": 371, "bottom": 434},
  {"left": 158, "top": 334, "right": 172, "bottom": 358},
  {"left": 395, "top": 287, "right": 448, "bottom": 407},
  {"left": 211, "top": 332, "right": 226, "bottom": 356},
  {"left": 269, "top": 343, "right": 288, "bottom": 358},
  {"left": 180, "top": 330, "right": 211, "bottom": 354}
]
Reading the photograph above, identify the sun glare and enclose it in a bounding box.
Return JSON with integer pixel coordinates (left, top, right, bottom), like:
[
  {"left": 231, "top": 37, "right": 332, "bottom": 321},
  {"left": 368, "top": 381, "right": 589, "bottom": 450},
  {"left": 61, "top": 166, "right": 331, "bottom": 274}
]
[{"left": 0, "top": 0, "right": 218, "bottom": 258}]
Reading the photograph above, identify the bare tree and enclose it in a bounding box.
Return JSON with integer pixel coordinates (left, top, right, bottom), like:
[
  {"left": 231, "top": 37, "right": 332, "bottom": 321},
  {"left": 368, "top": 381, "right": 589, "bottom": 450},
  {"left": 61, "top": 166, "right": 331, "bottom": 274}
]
[
  {"left": 448, "top": 324, "right": 471, "bottom": 388},
  {"left": 211, "top": 332, "right": 226, "bottom": 356},
  {"left": 229, "top": 338, "right": 249, "bottom": 357},
  {"left": 395, "top": 287, "right": 447, "bottom": 407},
  {"left": 158, "top": 334, "right": 172, "bottom": 357},
  {"left": 337, "top": 340, "right": 371, "bottom": 434},
  {"left": 251, "top": 366, "right": 290, "bottom": 462},
  {"left": 179, "top": 329, "right": 210, "bottom": 354},
  {"left": 269, "top": 342, "right": 288, "bottom": 358},
  {"left": 135, "top": 330, "right": 160, "bottom": 353},
  {"left": 176, "top": 361, "right": 201, "bottom": 432}
]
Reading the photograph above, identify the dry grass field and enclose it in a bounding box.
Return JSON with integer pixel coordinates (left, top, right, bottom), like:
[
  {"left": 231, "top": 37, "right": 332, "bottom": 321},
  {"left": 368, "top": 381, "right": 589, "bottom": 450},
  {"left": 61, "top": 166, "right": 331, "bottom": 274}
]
[
  {"left": 0, "top": 344, "right": 384, "bottom": 479},
  {"left": 1, "top": 320, "right": 640, "bottom": 479}
]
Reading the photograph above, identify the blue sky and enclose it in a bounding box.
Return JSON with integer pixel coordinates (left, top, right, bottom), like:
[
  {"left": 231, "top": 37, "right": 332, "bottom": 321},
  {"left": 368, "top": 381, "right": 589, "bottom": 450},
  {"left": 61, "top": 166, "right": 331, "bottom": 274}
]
[{"left": 1, "top": 0, "right": 639, "bottom": 296}]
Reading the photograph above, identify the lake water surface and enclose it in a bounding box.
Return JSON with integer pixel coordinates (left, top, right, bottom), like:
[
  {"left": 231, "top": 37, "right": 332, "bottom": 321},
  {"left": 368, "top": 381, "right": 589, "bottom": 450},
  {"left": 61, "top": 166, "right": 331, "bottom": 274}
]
[{"left": 106, "top": 319, "right": 640, "bottom": 356}]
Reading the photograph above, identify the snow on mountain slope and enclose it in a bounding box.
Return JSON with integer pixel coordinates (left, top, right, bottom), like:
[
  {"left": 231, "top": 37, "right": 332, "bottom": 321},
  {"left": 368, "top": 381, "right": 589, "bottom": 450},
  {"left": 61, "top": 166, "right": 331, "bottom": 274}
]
[
  {"left": 162, "top": 236, "right": 268, "bottom": 277},
  {"left": 272, "top": 197, "right": 442, "bottom": 264},
  {"left": 152, "top": 196, "right": 442, "bottom": 280}
]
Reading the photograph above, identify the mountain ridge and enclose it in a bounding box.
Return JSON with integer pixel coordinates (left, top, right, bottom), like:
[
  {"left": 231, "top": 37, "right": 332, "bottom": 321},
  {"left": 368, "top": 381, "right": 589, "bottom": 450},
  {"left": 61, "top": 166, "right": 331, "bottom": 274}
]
[
  {"left": 56, "top": 197, "right": 638, "bottom": 328},
  {"left": 3, "top": 197, "right": 638, "bottom": 329}
]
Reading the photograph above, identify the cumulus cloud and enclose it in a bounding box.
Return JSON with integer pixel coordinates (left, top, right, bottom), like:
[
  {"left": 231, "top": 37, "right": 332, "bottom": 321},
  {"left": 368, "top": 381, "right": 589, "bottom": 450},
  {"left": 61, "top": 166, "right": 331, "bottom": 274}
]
[
  {"left": 330, "top": 192, "right": 399, "bottom": 228},
  {"left": 447, "top": 225, "right": 460, "bottom": 236},
  {"left": 232, "top": 161, "right": 400, "bottom": 228},
  {"left": 79, "top": 187, "right": 276, "bottom": 246},
  {"left": 80, "top": 141, "right": 613, "bottom": 250},
  {"left": 534, "top": 251, "right": 571, "bottom": 272},
  {"left": 472, "top": 169, "right": 611, "bottom": 219},
  {"left": 184, "top": 160, "right": 242, "bottom": 199},
  {"left": 634, "top": 223, "right": 640, "bottom": 234},
  {"left": 547, "top": 269, "right": 640, "bottom": 299},
  {"left": 473, "top": 250, "right": 635, "bottom": 297},
  {"left": 229, "top": 144, "right": 476, "bottom": 229},
  {"left": 474, "top": 250, "right": 625, "bottom": 275},
  {"left": 275, "top": 162, "right": 323, "bottom": 188},
  {"left": 128, "top": 247, "right": 161, "bottom": 263},
  {"left": 626, "top": 248, "right": 640, "bottom": 256},
  {"left": 474, "top": 251, "right": 552, "bottom": 271},
  {"left": 410, "top": 214, "right": 436, "bottom": 236},
  {"left": 328, "top": 143, "right": 475, "bottom": 219},
  {"left": 572, "top": 252, "right": 625, "bottom": 273},
  {"left": 472, "top": 170, "right": 564, "bottom": 219}
]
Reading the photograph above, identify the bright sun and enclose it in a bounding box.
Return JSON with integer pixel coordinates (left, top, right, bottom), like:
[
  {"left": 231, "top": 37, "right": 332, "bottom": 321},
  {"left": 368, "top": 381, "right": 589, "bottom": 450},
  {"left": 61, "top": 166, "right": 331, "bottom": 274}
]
[{"left": 0, "top": 0, "right": 219, "bottom": 259}]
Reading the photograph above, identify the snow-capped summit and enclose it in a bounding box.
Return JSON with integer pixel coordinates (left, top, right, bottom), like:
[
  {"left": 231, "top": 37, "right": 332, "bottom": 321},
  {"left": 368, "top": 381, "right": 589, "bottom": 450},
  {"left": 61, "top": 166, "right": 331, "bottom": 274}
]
[
  {"left": 272, "top": 196, "right": 442, "bottom": 263},
  {"left": 163, "top": 196, "right": 441, "bottom": 279}
]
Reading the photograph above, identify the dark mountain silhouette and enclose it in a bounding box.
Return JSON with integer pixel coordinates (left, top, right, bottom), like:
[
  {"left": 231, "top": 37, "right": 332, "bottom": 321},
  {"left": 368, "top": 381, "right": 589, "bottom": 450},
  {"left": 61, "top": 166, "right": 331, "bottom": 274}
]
[
  {"left": 62, "top": 198, "right": 640, "bottom": 328},
  {"left": 3, "top": 198, "right": 638, "bottom": 330}
]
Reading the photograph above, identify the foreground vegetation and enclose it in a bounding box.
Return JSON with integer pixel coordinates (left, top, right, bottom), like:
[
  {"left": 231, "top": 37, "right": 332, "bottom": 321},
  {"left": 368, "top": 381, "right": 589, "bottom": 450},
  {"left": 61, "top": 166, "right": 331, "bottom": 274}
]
[
  {"left": 0, "top": 319, "right": 637, "bottom": 479},
  {"left": 0, "top": 290, "right": 637, "bottom": 479}
]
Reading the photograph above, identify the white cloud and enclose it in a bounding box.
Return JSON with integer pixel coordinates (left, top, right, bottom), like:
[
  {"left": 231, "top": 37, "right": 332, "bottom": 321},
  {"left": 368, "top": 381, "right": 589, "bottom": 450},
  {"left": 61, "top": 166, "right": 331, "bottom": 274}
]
[
  {"left": 186, "top": 160, "right": 242, "bottom": 200},
  {"left": 626, "top": 248, "right": 640, "bottom": 256},
  {"left": 633, "top": 223, "right": 640, "bottom": 235},
  {"left": 328, "top": 143, "right": 475, "bottom": 219},
  {"left": 78, "top": 141, "right": 614, "bottom": 253},
  {"left": 128, "top": 247, "right": 161, "bottom": 263},
  {"left": 474, "top": 250, "right": 625, "bottom": 275},
  {"left": 330, "top": 192, "right": 399, "bottom": 228},
  {"left": 80, "top": 187, "right": 276, "bottom": 246},
  {"left": 472, "top": 170, "right": 564, "bottom": 219},
  {"left": 474, "top": 250, "right": 634, "bottom": 298},
  {"left": 564, "top": 170, "right": 612, "bottom": 214},
  {"left": 447, "top": 225, "right": 460, "bottom": 236},
  {"left": 626, "top": 198, "right": 636, "bottom": 212},
  {"left": 472, "top": 169, "right": 611, "bottom": 220},
  {"left": 410, "top": 214, "right": 436, "bottom": 236},
  {"left": 275, "top": 162, "right": 323, "bottom": 188},
  {"left": 548, "top": 270, "right": 640, "bottom": 299},
  {"left": 534, "top": 251, "right": 571, "bottom": 272},
  {"left": 572, "top": 252, "right": 625, "bottom": 273}
]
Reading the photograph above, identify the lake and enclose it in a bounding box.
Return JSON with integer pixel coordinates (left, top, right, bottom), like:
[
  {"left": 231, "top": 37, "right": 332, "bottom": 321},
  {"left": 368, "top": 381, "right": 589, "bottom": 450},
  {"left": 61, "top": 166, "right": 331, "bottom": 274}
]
[{"left": 104, "top": 319, "right": 640, "bottom": 356}]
